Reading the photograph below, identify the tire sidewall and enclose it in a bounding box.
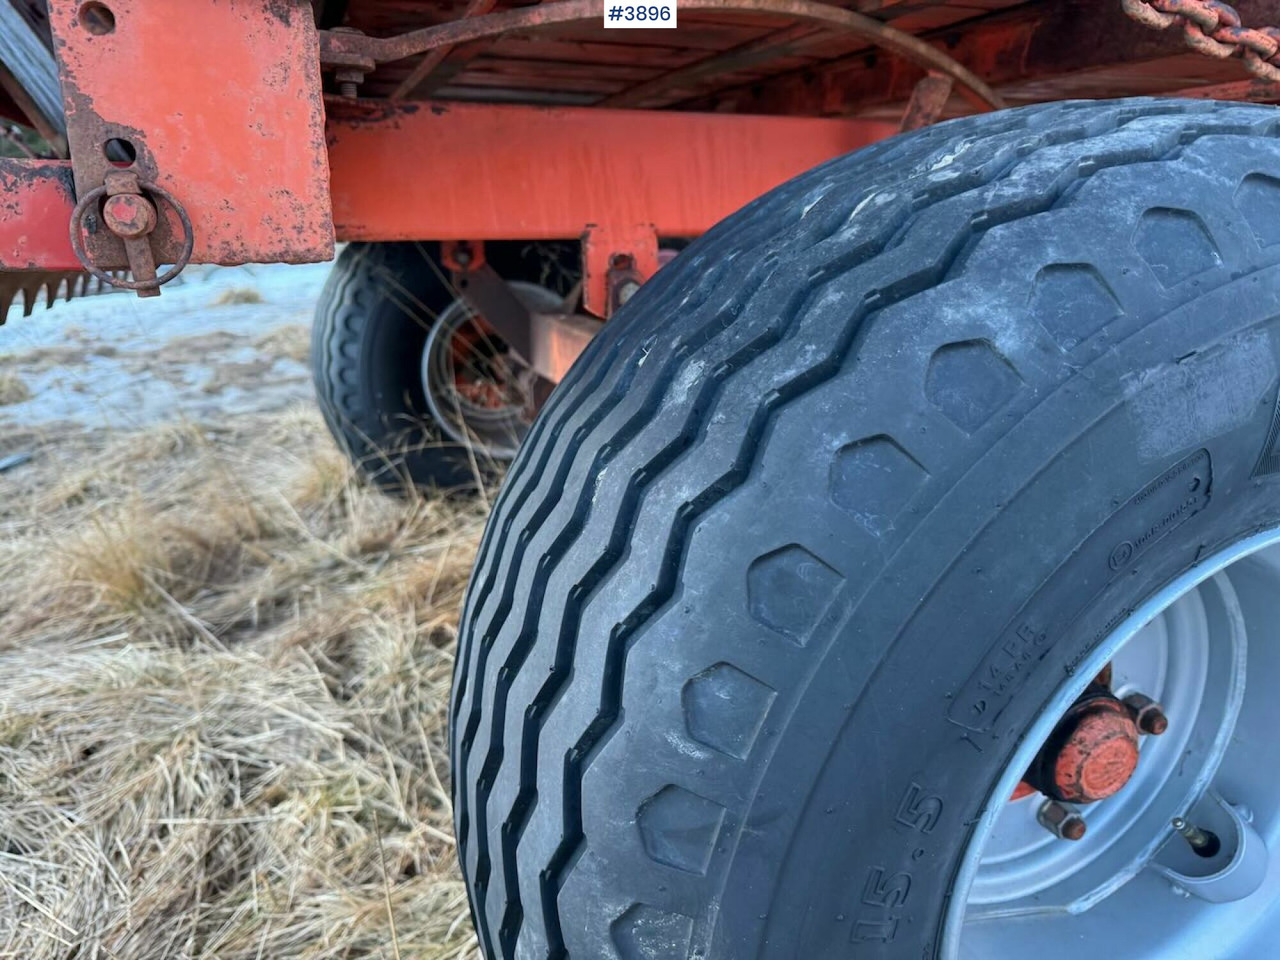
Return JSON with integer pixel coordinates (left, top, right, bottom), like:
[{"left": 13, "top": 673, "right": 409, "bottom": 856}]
[{"left": 712, "top": 271, "right": 1280, "bottom": 958}]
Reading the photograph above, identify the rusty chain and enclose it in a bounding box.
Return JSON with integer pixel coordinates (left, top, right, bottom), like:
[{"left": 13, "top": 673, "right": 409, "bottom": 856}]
[{"left": 1122, "top": 0, "right": 1280, "bottom": 81}]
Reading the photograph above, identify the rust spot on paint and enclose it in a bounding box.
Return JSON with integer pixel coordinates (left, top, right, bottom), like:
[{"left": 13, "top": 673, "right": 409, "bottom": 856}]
[{"left": 44, "top": 0, "right": 333, "bottom": 268}]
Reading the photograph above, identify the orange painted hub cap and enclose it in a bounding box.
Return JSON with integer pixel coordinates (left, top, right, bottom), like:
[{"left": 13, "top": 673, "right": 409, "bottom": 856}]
[
  {"left": 1014, "top": 696, "right": 1144, "bottom": 804},
  {"left": 1041, "top": 698, "right": 1142, "bottom": 804},
  {"left": 1010, "top": 663, "right": 1152, "bottom": 804}
]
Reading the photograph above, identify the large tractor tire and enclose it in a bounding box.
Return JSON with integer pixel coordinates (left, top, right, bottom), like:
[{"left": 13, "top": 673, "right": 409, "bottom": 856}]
[
  {"left": 311, "top": 241, "right": 575, "bottom": 492},
  {"left": 451, "top": 99, "right": 1280, "bottom": 959}
]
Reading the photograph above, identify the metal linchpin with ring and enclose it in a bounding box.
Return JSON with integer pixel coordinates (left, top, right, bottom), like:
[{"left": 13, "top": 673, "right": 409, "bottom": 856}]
[{"left": 68, "top": 173, "right": 194, "bottom": 297}]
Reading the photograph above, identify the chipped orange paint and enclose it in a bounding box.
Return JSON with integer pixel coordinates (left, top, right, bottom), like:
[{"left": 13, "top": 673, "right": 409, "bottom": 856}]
[
  {"left": 46, "top": 0, "right": 333, "bottom": 269},
  {"left": 0, "top": 160, "right": 80, "bottom": 271}
]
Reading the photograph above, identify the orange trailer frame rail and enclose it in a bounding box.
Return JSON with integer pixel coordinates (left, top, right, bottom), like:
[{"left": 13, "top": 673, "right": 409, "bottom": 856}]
[{"left": 0, "top": 0, "right": 894, "bottom": 323}]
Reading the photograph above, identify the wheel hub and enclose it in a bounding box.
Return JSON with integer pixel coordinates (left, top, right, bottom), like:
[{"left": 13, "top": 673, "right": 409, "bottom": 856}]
[
  {"left": 1029, "top": 693, "right": 1142, "bottom": 804},
  {"left": 1010, "top": 667, "right": 1161, "bottom": 810},
  {"left": 946, "top": 532, "right": 1280, "bottom": 959},
  {"left": 421, "top": 280, "right": 563, "bottom": 459}
]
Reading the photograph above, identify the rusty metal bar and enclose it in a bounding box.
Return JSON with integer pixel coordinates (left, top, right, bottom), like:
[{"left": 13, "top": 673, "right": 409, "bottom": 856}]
[
  {"left": 453, "top": 260, "right": 535, "bottom": 359},
  {"left": 900, "top": 71, "right": 953, "bottom": 131},
  {"left": 598, "top": 22, "right": 822, "bottom": 109},
  {"left": 391, "top": 0, "right": 497, "bottom": 101},
  {"left": 318, "top": 0, "right": 1005, "bottom": 109}
]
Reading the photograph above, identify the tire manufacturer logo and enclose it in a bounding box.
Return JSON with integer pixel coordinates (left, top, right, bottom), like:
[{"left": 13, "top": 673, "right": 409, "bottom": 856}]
[
  {"left": 1107, "top": 541, "right": 1135, "bottom": 571},
  {"left": 1104, "top": 448, "right": 1210, "bottom": 576},
  {"left": 949, "top": 449, "right": 1211, "bottom": 734}
]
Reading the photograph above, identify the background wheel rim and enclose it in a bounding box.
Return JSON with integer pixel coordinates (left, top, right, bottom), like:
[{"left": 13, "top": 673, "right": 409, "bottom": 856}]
[
  {"left": 945, "top": 528, "right": 1280, "bottom": 959},
  {"left": 420, "top": 281, "right": 561, "bottom": 461}
]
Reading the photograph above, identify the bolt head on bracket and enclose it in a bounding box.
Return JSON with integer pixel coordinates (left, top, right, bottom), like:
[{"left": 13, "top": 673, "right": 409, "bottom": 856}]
[
  {"left": 102, "top": 193, "right": 156, "bottom": 239},
  {"left": 582, "top": 224, "right": 659, "bottom": 318},
  {"left": 1124, "top": 692, "right": 1170, "bottom": 735}
]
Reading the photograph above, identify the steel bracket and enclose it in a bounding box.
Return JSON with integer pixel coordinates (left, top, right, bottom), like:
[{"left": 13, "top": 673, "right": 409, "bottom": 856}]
[
  {"left": 582, "top": 223, "right": 659, "bottom": 319},
  {"left": 451, "top": 258, "right": 536, "bottom": 363},
  {"left": 46, "top": 0, "right": 334, "bottom": 269}
]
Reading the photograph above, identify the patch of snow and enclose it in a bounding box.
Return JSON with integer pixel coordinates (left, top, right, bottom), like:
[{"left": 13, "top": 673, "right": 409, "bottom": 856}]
[{"left": 0, "top": 262, "right": 330, "bottom": 430}]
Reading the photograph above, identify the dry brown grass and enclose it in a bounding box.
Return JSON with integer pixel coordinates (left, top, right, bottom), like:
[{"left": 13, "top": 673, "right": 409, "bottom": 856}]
[
  {"left": 211, "top": 288, "right": 265, "bottom": 307},
  {"left": 253, "top": 325, "right": 311, "bottom": 365},
  {"left": 0, "top": 369, "right": 31, "bottom": 405},
  {"left": 0, "top": 404, "right": 489, "bottom": 959}
]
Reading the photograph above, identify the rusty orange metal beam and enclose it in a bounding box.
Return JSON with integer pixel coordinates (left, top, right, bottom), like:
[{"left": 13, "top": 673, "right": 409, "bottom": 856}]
[
  {"left": 327, "top": 100, "right": 896, "bottom": 241},
  {"left": 0, "top": 103, "right": 894, "bottom": 271},
  {"left": 45, "top": 0, "right": 334, "bottom": 269}
]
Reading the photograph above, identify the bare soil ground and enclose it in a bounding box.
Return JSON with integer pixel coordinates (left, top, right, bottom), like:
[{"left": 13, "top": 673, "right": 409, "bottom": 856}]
[{"left": 0, "top": 266, "right": 485, "bottom": 959}]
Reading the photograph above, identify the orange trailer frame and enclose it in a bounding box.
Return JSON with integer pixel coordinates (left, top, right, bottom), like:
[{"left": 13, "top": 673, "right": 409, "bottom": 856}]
[
  {"left": 2, "top": 0, "right": 1279, "bottom": 361},
  {"left": 2, "top": 0, "right": 896, "bottom": 320}
]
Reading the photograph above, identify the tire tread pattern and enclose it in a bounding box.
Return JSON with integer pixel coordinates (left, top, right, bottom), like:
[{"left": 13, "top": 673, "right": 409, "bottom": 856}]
[{"left": 451, "top": 100, "right": 1280, "bottom": 959}]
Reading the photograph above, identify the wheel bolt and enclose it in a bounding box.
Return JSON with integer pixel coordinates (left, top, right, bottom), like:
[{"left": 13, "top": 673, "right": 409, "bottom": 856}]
[
  {"left": 1038, "top": 799, "right": 1087, "bottom": 841},
  {"left": 1124, "top": 693, "right": 1168, "bottom": 735}
]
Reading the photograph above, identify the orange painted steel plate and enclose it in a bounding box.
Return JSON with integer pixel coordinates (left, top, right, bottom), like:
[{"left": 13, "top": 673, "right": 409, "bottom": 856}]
[
  {"left": 531, "top": 310, "right": 603, "bottom": 383},
  {"left": 0, "top": 160, "right": 80, "bottom": 271},
  {"left": 47, "top": 0, "right": 333, "bottom": 267},
  {"left": 328, "top": 100, "right": 897, "bottom": 240}
]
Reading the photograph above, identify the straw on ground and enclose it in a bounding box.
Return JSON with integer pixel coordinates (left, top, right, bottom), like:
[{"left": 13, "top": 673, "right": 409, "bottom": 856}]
[{"left": 0, "top": 403, "right": 487, "bottom": 959}]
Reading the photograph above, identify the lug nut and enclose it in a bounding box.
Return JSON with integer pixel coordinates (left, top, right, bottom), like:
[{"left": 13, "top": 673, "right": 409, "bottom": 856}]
[
  {"left": 1124, "top": 693, "right": 1168, "bottom": 735},
  {"left": 1039, "top": 799, "right": 1087, "bottom": 841}
]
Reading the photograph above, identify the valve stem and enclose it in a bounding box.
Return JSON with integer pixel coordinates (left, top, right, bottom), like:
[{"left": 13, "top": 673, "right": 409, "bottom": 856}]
[{"left": 1172, "top": 817, "right": 1221, "bottom": 858}]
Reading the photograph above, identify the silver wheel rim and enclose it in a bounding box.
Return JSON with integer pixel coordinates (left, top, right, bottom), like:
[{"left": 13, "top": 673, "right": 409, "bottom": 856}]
[
  {"left": 420, "top": 281, "right": 561, "bottom": 460},
  {"left": 945, "top": 527, "right": 1280, "bottom": 959}
]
